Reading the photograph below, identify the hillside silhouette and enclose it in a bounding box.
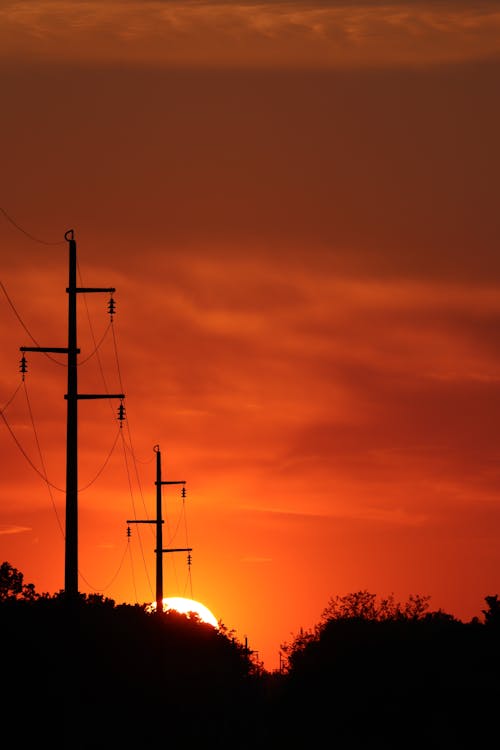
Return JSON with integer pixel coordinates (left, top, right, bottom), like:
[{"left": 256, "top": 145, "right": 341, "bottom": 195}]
[{"left": 1, "top": 562, "right": 499, "bottom": 747}]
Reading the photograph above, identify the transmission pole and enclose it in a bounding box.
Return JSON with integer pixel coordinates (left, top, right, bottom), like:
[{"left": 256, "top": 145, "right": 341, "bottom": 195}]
[
  {"left": 20, "top": 230, "right": 125, "bottom": 599},
  {"left": 127, "top": 444, "right": 191, "bottom": 615}
]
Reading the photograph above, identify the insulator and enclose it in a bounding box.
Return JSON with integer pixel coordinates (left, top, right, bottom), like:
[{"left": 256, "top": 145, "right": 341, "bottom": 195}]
[
  {"left": 126, "top": 525, "right": 131, "bottom": 538},
  {"left": 181, "top": 486, "right": 186, "bottom": 499},
  {"left": 187, "top": 553, "right": 192, "bottom": 566},
  {"left": 19, "top": 355, "right": 28, "bottom": 379},
  {"left": 108, "top": 296, "right": 116, "bottom": 318},
  {"left": 117, "top": 401, "right": 126, "bottom": 425}
]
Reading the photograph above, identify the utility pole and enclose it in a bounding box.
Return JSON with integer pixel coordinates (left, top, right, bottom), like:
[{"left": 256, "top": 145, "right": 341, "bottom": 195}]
[
  {"left": 20, "top": 230, "right": 124, "bottom": 599},
  {"left": 279, "top": 651, "right": 286, "bottom": 673},
  {"left": 127, "top": 444, "right": 191, "bottom": 615}
]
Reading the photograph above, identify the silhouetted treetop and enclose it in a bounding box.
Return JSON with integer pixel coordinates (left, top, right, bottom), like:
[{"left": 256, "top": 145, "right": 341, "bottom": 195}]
[
  {"left": 281, "top": 589, "right": 470, "bottom": 677},
  {"left": 0, "top": 561, "right": 39, "bottom": 601},
  {"left": 320, "top": 590, "right": 431, "bottom": 624},
  {"left": 482, "top": 594, "right": 500, "bottom": 627}
]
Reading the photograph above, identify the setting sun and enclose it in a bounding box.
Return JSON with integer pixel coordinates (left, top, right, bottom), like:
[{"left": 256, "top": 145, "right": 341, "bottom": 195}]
[{"left": 148, "top": 597, "right": 219, "bottom": 628}]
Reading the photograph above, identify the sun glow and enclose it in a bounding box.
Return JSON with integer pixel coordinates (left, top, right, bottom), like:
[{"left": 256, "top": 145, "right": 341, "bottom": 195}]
[{"left": 148, "top": 597, "right": 219, "bottom": 628}]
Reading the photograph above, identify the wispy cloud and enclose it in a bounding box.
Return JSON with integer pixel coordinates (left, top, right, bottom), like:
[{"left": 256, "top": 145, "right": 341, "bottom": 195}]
[
  {"left": 0, "top": 524, "right": 32, "bottom": 535},
  {"left": 1, "top": 1, "right": 500, "bottom": 67},
  {"left": 241, "top": 502, "right": 429, "bottom": 526}
]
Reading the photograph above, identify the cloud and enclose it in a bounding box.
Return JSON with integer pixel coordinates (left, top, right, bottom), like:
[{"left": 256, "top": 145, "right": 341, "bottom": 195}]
[
  {"left": 1, "top": 2, "right": 500, "bottom": 68},
  {"left": 0, "top": 524, "right": 32, "bottom": 535},
  {"left": 241, "top": 501, "right": 428, "bottom": 526}
]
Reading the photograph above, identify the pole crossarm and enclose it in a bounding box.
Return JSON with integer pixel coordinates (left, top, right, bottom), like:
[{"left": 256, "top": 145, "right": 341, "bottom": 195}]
[
  {"left": 156, "top": 480, "right": 186, "bottom": 486},
  {"left": 20, "top": 346, "right": 80, "bottom": 354},
  {"left": 68, "top": 287, "right": 116, "bottom": 294},
  {"left": 126, "top": 519, "right": 164, "bottom": 524},
  {"left": 65, "top": 393, "right": 125, "bottom": 400},
  {"left": 159, "top": 547, "right": 193, "bottom": 553}
]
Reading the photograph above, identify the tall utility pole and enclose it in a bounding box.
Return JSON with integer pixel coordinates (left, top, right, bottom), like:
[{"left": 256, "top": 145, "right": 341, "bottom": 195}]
[
  {"left": 20, "top": 230, "right": 125, "bottom": 598},
  {"left": 127, "top": 444, "right": 191, "bottom": 615}
]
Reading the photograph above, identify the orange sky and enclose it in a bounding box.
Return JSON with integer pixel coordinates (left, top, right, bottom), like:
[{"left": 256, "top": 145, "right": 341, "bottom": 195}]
[{"left": 1, "top": 1, "right": 500, "bottom": 670}]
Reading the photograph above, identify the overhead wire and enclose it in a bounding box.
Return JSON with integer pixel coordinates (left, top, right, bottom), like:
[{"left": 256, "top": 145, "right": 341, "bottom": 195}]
[
  {"left": 23, "top": 381, "right": 65, "bottom": 536},
  {"left": 1, "top": 381, "right": 23, "bottom": 413},
  {"left": 0, "top": 397, "right": 65, "bottom": 492},
  {"left": 183, "top": 566, "right": 193, "bottom": 599},
  {"left": 1, "top": 377, "right": 121, "bottom": 497},
  {"left": 128, "top": 533, "right": 140, "bottom": 604},
  {"left": 0, "top": 281, "right": 66, "bottom": 366},
  {"left": 0, "top": 206, "right": 65, "bottom": 245},
  {"left": 109, "top": 305, "right": 157, "bottom": 598},
  {"left": 120, "top": 428, "right": 154, "bottom": 600},
  {"left": 111, "top": 323, "right": 125, "bottom": 395},
  {"left": 166, "top": 500, "right": 184, "bottom": 546},
  {"left": 77, "top": 257, "right": 157, "bottom": 601},
  {"left": 122, "top": 441, "right": 155, "bottom": 465},
  {"left": 78, "top": 425, "right": 122, "bottom": 492},
  {"left": 77, "top": 321, "right": 113, "bottom": 366},
  {"left": 111, "top": 319, "right": 153, "bottom": 527},
  {"left": 164, "top": 489, "right": 193, "bottom": 600},
  {"left": 122, "top": 421, "right": 152, "bottom": 528},
  {"left": 182, "top": 492, "right": 194, "bottom": 599},
  {"left": 76, "top": 259, "right": 153, "bottom": 596},
  {"left": 78, "top": 259, "right": 150, "bottom": 508},
  {"left": 78, "top": 540, "right": 130, "bottom": 594},
  {"left": 76, "top": 260, "right": 114, "bottom": 400}
]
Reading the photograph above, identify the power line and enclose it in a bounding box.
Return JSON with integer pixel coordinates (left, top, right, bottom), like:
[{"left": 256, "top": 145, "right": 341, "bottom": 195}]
[
  {"left": 0, "top": 206, "right": 65, "bottom": 245},
  {"left": 77, "top": 259, "right": 115, "bottom": 375},
  {"left": 1, "top": 381, "right": 23, "bottom": 413},
  {"left": 120, "top": 429, "right": 154, "bottom": 599},
  {"left": 23, "top": 381, "right": 65, "bottom": 536},
  {"left": 128, "top": 537, "right": 140, "bottom": 604},
  {"left": 0, "top": 406, "right": 65, "bottom": 492},
  {"left": 78, "top": 425, "right": 122, "bottom": 492},
  {"left": 1, "top": 378, "right": 122, "bottom": 495},
  {"left": 76, "top": 258, "right": 153, "bottom": 595},
  {"left": 79, "top": 540, "right": 130, "bottom": 594},
  {"left": 78, "top": 321, "right": 113, "bottom": 366},
  {"left": 0, "top": 281, "right": 66, "bottom": 366}
]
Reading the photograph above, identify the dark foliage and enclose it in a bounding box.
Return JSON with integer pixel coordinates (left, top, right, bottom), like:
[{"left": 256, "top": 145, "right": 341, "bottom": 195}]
[
  {"left": 0, "top": 559, "right": 39, "bottom": 601},
  {"left": 277, "top": 591, "right": 500, "bottom": 747},
  {"left": 0, "top": 564, "right": 264, "bottom": 747},
  {"left": 2, "top": 568, "right": 500, "bottom": 748}
]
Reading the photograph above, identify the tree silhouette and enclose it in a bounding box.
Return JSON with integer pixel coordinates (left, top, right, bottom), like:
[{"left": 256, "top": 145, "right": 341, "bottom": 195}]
[
  {"left": 482, "top": 594, "right": 500, "bottom": 627},
  {"left": 0, "top": 560, "right": 39, "bottom": 601},
  {"left": 276, "top": 590, "right": 500, "bottom": 747},
  {"left": 2, "top": 566, "right": 500, "bottom": 747},
  {"left": 319, "top": 589, "right": 431, "bottom": 623},
  {"left": 0, "top": 563, "right": 265, "bottom": 746}
]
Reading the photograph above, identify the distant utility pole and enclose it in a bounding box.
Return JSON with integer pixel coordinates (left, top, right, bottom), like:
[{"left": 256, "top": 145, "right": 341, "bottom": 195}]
[
  {"left": 127, "top": 444, "right": 191, "bottom": 615},
  {"left": 20, "top": 230, "right": 124, "bottom": 599},
  {"left": 279, "top": 651, "right": 286, "bottom": 673}
]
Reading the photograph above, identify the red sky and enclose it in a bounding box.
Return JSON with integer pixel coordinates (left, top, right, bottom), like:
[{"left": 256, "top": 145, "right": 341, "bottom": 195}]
[{"left": 1, "top": 1, "right": 500, "bottom": 670}]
